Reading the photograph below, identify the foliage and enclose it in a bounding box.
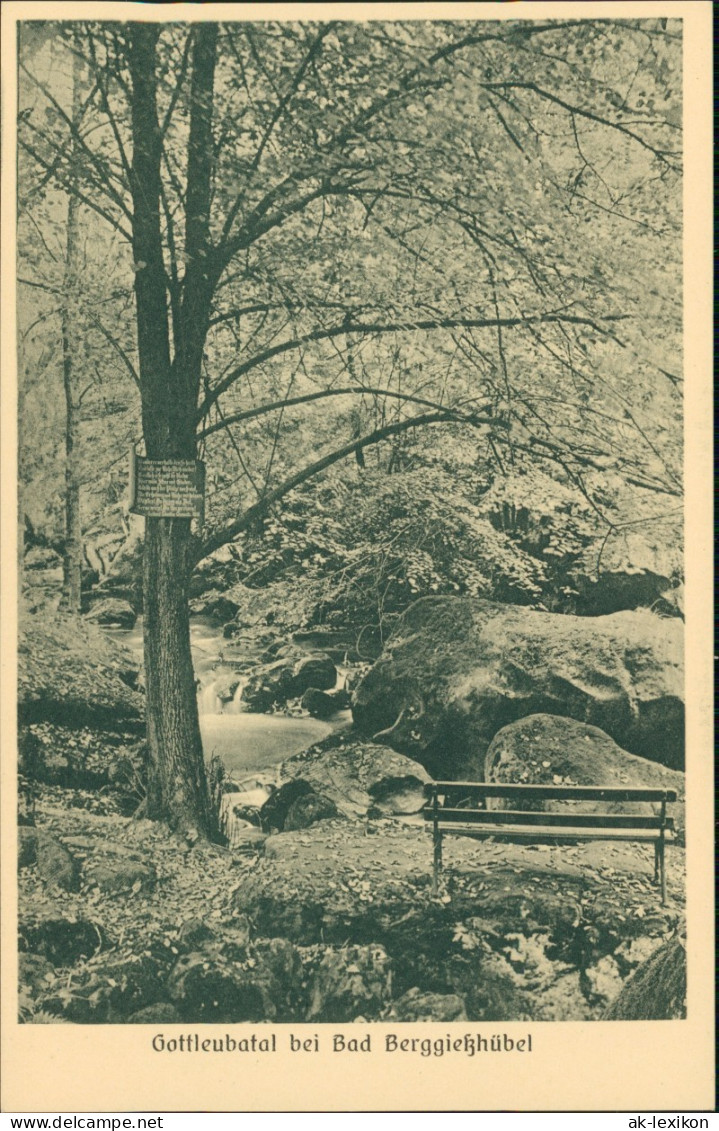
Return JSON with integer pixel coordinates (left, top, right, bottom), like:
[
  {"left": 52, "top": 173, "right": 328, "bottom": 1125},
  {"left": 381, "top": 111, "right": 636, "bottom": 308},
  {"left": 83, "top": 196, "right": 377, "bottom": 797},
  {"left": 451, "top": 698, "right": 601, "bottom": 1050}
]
[
  {"left": 16, "top": 16, "right": 683, "bottom": 831},
  {"left": 17, "top": 17, "right": 683, "bottom": 555},
  {"left": 214, "top": 436, "right": 651, "bottom": 638}
]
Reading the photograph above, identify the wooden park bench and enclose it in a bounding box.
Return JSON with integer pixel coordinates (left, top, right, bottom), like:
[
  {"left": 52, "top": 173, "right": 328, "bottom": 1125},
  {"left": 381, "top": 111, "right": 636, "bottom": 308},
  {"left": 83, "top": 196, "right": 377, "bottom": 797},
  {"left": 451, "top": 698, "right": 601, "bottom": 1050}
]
[{"left": 424, "top": 781, "right": 677, "bottom": 905}]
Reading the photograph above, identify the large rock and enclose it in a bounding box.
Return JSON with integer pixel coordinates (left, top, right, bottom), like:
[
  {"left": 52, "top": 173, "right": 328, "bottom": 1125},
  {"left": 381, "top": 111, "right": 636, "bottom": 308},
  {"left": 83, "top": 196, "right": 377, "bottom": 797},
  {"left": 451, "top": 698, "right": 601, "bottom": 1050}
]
[
  {"left": 254, "top": 778, "right": 339, "bottom": 833},
  {"left": 292, "top": 654, "right": 337, "bottom": 694},
  {"left": 484, "top": 715, "right": 685, "bottom": 833},
  {"left": 189, "top": 590, "right": 240, "bottom": 622},
  {"left": 280, "top": 740, "right": 432, "bottom": 820},
  {"left": 301, "top": 687, "right": 349, "bottom": 719},
  {"left": 234, "top": 823, "right": 434, "bottom": 947},
  {"left": 306, "top": 944, "right": 391, "bottom": 1022},
  {"left": 351, "top": 598, "right": 684, "bottom": 775},
  {"left": 167, "top": 952, "right": 276, "bottom": 1022},
  {"left": 284, "top": 792, "right": 340, "bottom": 831},
  {"left": 167, "top": 938, "right": 304, "bottom": 1023},
  {"left": 85, "top": 598, "right": 137, "bottom": 629},
  {"left": 220, "top": 581, "right": 317, "bottom": 637},
  {"left": 35, "top": 834, "right": 80, "bottom": 892},
  {"left": 39, "top": 955, "right": 168, "bottom": 1023},
  {"left": 240, "top": 658, "right": 298, "bottom": 712},
  {"left": 570, "top": 529, "right": 682, "bottom": 617},
  {"left": 241, "top": 652, "right": 337, "bottom": 712},
  {"left": 19, "top": 917, "right": 108, "bottom": 966},
  {"left": 259, "top": 780, "right": 317, "bottom": 831}
]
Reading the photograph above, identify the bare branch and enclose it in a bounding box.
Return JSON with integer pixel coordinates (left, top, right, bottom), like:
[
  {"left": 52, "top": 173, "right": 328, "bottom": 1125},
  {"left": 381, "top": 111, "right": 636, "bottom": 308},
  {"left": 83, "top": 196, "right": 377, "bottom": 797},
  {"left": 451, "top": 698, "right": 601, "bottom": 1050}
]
[
  {"left": 85, "top": 33, "right": 133, "bottom": 188},
  {"left": 198, "top": 385, "right": 491, "bottom": 439},
  {"left": 84, "top": 308, "right": 140, "bottom": 389},
  {"left": 160, "top": 28, "right": 194, "bottom": 137},
  {"left": 18, "top": 135, "right": 133, "bottom": 242},
  {"left": 196, "top": 311, "right": 628, "bottom": 422},
  {"left": 219, "top": 23, "right": 337, "bottom": 248},
  {"left": 482, "top": 80, "right": 679, "bottom": 166},
  {"left": 20, "top": 60, "right": 134, "bottom": 220}
]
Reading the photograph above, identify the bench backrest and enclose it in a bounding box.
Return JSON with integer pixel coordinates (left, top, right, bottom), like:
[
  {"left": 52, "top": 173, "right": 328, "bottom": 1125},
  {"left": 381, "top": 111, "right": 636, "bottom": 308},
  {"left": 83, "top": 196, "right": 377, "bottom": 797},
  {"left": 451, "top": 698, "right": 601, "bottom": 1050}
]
[
  {"left": 424, "top": 781, "right": 677, "bottom": 832},
  {"left": 426, "top": 781, "right": 678, "bottom": 803}
]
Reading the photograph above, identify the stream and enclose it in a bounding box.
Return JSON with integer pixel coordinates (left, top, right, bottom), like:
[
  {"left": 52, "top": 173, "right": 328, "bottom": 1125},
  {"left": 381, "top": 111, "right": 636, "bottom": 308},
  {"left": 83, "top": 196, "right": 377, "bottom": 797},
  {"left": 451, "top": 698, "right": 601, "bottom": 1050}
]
[{"left": 111, "top": 616, "right": 346, "bottom": 780}]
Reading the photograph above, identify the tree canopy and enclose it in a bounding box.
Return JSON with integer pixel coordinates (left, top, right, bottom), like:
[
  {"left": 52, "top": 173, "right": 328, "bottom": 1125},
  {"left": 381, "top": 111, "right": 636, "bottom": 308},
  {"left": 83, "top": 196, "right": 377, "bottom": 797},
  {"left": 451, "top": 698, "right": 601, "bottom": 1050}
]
[
  {"left": 17, "top": 16, "right": 683, "bottom": 833},
  {"left": 19, "top": 17, "right": 682, "bottom": 533}
]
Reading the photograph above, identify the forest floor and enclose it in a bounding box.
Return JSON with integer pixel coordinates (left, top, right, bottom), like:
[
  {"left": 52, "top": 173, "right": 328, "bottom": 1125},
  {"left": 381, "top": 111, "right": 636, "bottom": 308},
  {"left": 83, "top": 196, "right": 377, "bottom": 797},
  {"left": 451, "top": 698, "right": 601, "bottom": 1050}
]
[
  {"left": 17, "top": 589, "right": 686, "bottom": 1024},
  {"left": 18, "top": 777, "right": 684, "bottom": 1025}
]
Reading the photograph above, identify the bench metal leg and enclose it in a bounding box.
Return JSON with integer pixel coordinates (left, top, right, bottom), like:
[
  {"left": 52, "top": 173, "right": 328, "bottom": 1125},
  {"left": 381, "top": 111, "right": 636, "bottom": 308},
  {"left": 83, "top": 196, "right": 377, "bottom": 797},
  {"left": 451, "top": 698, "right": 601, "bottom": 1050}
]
[
  {"left": 659, "top": 839, "right": 667, "bottom": 906},
  {"left": 432, "top": 830, "right": 442, "bottom": 896},
  {"left": 652, "top": 841, "right": 668, "bottom": 905}
]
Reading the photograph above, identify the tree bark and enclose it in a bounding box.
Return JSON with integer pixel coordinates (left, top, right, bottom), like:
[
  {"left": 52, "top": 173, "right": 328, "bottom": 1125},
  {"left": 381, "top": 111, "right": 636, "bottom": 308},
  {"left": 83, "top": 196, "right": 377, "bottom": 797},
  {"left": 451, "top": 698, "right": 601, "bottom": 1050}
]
[
  {"left": 128, "top": 24, "right": 215, "bottom": 836},
  {"left": 143, "top": 516, "right": 213, "bottom": 835}
]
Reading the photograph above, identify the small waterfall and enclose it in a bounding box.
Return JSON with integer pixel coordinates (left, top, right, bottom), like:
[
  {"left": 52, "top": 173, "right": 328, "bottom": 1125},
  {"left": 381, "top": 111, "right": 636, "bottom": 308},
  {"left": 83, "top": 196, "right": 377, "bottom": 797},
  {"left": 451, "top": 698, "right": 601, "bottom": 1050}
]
[
  {"left": 225, "top": 677, "right": 248, "bottom": 715},
  {"left": 335, "top": 665, "right": 350, "bottom": 690},
  {"left": 198, "top": 673, "right": 248, "bottom": 716},
  {"left": 198, "top": 681, "right": 221, "bottom": 715},
  {"left": 108, "top": 615, "right": 344, "bottom": 777},
  {"left": 218, "top": 783, "right": 273, "bottom": 848}
]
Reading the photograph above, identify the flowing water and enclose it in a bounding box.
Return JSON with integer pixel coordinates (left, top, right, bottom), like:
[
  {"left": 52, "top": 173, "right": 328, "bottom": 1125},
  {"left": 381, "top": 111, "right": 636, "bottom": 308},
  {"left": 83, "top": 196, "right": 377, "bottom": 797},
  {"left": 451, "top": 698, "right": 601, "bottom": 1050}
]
[{"left": 110, "top": 616, "right": 345, "bottom": 778}]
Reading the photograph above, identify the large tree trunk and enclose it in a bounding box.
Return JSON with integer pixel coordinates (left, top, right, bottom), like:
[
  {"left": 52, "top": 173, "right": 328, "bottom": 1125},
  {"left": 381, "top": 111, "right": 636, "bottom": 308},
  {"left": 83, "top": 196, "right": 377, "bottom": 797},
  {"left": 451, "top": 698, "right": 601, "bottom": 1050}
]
[
  {"left": 128, "top": 24, "right": 216, "bottom": 836},
  {"left": 141, "top": 511, "right": 213, "bottom": 838},
  {"left": 143, "top": 517, "right": 213, "bottom": 835}
]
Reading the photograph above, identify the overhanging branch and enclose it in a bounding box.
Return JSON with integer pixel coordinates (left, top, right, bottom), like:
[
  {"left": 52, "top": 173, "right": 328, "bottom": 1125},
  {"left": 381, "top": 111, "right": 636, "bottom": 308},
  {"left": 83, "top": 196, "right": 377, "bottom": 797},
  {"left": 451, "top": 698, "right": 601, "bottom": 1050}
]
[
  {"left": 194, "top": 408, "right": 489, "bottom": 561},
  {"left": 195, "top": 311, "right": 628, "bottom": 423},
  {"left": 482, "top": 80, "right": 679, "bottom": 166},
  {"left": 197, "top": 386, "right": 490, "bottom": 440}
]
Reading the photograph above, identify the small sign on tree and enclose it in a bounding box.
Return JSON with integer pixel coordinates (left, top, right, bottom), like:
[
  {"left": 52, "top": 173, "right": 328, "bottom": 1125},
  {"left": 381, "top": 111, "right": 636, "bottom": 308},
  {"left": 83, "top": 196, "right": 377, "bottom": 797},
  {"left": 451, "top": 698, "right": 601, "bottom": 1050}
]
[{"left": 128, "top": 446, "right": 205, "bottom": 526}]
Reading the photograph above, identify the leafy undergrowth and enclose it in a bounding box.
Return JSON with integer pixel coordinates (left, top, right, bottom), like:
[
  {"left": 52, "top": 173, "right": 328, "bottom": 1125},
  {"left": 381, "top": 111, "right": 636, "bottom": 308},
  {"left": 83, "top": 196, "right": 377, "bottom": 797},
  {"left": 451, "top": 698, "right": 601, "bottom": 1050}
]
[
  {"left": 20, "top": 795, "right": 242, "bottom": 951},
  {"left": 18, "top": 783, "right": 686, "bottom": 1024}
]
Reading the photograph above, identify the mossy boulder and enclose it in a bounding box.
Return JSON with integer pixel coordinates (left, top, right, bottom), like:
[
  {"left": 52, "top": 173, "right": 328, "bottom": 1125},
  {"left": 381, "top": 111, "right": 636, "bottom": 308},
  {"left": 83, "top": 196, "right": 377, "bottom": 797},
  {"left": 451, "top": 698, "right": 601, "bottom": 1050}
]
[
  {"left": 279, "top": 740, "right": 431, "bottom": 821},
  {"left": 602, "top": 935, "right": 686, "bottom": 1020},
  {"left": 85, "top": 598, "right": 137, "bottom": 629}
]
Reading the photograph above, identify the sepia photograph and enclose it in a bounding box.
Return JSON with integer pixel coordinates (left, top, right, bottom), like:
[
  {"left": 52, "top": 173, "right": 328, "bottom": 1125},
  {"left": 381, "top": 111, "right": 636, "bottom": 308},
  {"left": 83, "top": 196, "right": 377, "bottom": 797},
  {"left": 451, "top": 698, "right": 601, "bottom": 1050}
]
[{"left": 2, "top": 0, "right": 713, "bottom": 1114}]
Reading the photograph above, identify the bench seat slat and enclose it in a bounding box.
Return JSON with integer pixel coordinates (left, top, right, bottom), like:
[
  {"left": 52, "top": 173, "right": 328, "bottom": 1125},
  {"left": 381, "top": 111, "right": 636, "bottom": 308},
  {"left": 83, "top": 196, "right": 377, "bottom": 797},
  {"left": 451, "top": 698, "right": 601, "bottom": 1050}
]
[
  {"left": 425, "top": 808, "right": 674, "bottom": 831},
  {"left": 429, "top": 782, "right": 678, "bottom": 803},
  {"left": 443, "top": 824, "right": 675, "bottom": 843}
]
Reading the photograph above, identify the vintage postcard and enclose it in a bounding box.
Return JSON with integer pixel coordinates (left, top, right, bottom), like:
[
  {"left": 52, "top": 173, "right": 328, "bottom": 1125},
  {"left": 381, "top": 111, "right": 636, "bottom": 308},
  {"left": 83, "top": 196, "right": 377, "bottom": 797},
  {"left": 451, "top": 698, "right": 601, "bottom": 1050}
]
[{"left": 1, "top": 0, "right": 713, "bottom": 1113}]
